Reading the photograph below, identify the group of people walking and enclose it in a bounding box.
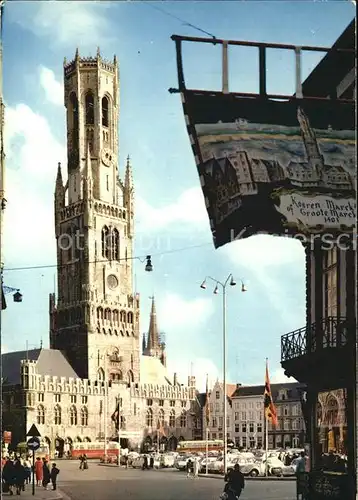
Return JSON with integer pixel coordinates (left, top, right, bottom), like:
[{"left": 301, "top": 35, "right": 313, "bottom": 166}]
[
  {"left": 1, "top": 455, "right": 60, "bottom": 495},
  {"left": 186, "top": 458, "right": 200, "bottom": 478}
]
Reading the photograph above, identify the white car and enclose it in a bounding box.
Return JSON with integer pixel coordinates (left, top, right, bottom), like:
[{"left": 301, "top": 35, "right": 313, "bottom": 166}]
[
  {"left": 200, "top": 457, "right": 217, "bottom": 473},
  {"left": 174, "top": 455, "right": 191, "bottom": 471},
  {"left": 160, "top": 453, "right": 175, "bottom": 468}
]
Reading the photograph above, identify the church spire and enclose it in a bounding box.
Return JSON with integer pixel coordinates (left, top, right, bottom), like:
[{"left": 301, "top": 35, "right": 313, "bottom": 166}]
[
  {"left": 147, "top": 296, "right": 159, "bottom": 349},
  {"left": 55, "top": 162, "right": 63, "bottom": 190},
  {"left": 142, "top": 333, "right": 147, "bottom": 354},
  {"left": 125, "top": 155, "right": 133, "bottom": 189}
]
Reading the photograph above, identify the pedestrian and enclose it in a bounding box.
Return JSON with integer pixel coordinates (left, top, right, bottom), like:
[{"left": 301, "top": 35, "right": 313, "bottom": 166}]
[
  {"left": 224, "top": 464, "right": 245, "bottom": 499},
  {"left": 23, "top": 457, "right": 32, "bottom": 485},
  {"left": 83, "top": 454, "right": 89, "bottom": 470},
  {"left": 42, "top": 458, "right": 51, "bottom": 490},
  {"left": 186, "top": 458, "right": 193, "bottom": 478},
  {"left": 149, "top": 455, "right": 154, "bottom": 469},
  {"left": 13, "top": 459, "right": 26, "bottom": 495},
  {"left": 2, "top": 457, "right": 15, "bottom": 495},
  {"left": 142, "top": 455, "right": 148, "bottom": 470},
  {"left": 193, "top": 457, "right": 199, "bottom": 478},
  {"left": 35, "top": 457, "right": 43, "bottom": 486},
  {"left": 50, "top": 463, "right": 60, "bottom": 491}
]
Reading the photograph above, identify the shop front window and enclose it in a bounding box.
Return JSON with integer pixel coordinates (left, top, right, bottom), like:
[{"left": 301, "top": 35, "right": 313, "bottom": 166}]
[{"left": 316, "top": 389, "right": 347, "bottom": 473}]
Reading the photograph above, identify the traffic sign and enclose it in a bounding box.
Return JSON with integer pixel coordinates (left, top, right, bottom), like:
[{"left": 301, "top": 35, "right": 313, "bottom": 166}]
[
  {"left": 26, "top": 424, "right": 41, "bottom": 437},
  {"left": 27, "top": 436, "right": 40, "bottom": 451}
]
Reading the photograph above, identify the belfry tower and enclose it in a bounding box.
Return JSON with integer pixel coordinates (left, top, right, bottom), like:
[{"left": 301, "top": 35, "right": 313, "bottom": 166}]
[
  {"left": 297, "top": 106, "right": 325, "bottom": 180},
  {"left": 49, "top": 49, "right": 140, "bottom": 383},
  {"left": 143, "top": 297, "right": 166, "bottom": 367}
]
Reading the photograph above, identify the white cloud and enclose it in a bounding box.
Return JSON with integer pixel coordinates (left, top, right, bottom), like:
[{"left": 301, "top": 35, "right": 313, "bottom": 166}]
[
  {"left": 39, "top": 66, "right": 64, "bottom": 107},
  {"left": 136, "top": 187, "right": 209, "bottom": 233},
  {"left": 222, "top": 235, "right": 305, "bottom": 328},
  {"left": 11, "top": 2, "right": 114, "bottom": 50},
  {"left": 157, "top": 293, "right": 214, "bottom": 333},
  {"left": 3, "top": 104, "right": 65, "bottom": 264},
  {"left": 222, "top": 234, "right": 304, "bottom": 271},
  {"left": 270, "top": 367, "right": 297, "bottom": 384}
]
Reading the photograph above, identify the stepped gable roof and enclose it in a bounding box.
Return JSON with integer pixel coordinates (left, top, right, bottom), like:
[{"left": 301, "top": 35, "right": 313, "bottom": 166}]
[{"left": 1, "top": 348, "right": 79, "bottom": 385}]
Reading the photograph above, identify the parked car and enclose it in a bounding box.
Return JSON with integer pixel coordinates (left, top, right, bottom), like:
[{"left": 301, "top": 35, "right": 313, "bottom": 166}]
[
  {"left": 131, "top": 456, "right": 144, "bottom": 468},
  {"left": 199, "top": 457, "right": 217, "bottom": 473},
  {"left": 174, "top": 455, "right": 192, "bottom": 471},
  {"left": 160, "top": 453, "right": 176, "bottom": 468}
]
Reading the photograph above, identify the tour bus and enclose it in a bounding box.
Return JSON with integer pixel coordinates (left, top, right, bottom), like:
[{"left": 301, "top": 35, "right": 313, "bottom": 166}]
[
  {"left": 17, "top": 441, "right": 50, "bottom": 461},
  {"left": 176, "top": 440, "right": 224, "bottom": 454},
  {"left": 71, "top": 441, "right": 120, "bottom": 461}
]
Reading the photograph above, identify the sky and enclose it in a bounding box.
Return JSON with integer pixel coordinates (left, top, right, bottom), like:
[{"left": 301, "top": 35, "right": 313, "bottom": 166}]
[{"left": 1, "top": 1, "right": 355, "bottom": 392}]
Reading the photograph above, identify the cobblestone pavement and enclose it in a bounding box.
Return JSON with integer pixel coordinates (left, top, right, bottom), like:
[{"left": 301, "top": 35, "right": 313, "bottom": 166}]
[
  {"left": 56, "top": 460, "right": 296, "bottom": 500},
  {"left": 1, "top": 483, "right": 62, "bottom": 500}
]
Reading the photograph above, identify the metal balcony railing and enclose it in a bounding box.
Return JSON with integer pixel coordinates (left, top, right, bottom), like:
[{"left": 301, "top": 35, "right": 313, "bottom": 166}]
[{"left": 281, "top": 316, "right": 350, "bottom": 362}]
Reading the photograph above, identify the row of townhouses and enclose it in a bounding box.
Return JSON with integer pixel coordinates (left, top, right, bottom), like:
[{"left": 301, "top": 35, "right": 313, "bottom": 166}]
[{"left": 201, "top": 380, "right": 306, "bottom": 450}]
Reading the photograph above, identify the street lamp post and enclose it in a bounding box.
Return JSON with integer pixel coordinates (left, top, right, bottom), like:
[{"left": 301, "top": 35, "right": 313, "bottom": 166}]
[{"left": 200, "top": 274, "right": 247, "bottom": 475}]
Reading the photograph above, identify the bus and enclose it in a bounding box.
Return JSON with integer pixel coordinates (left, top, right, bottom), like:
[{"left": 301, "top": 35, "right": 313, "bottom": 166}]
[
  {"left": 17, "top": 441, "right": 50, "bottom": 461},
  {"left": 71, "top": 441, "right": 120, "bottom": 460},
  {"left": 177, "top": 440, "right": 224, "bottom": 454}
]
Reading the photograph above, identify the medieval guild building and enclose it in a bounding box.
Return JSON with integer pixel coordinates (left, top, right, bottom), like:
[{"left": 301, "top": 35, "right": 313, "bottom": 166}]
[{"left": 1, "top": 49, "right": 202, "bottom": 456}]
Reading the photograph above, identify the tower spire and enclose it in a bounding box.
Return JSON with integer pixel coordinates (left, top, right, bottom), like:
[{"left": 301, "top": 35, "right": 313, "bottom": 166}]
[
  {"left": 125, "top": 155, "right": 133, "bottom": 189},
  {"left": 55, "top": 162, "right": 63, "bottom": 190},
  {"left": 147, "top": 296, "right": 159, "bottom": 349}
]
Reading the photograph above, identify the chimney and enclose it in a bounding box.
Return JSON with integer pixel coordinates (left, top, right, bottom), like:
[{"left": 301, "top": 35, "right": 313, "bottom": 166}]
[{"left": 236, "top": 383, "right": 242, "bottom": 389}]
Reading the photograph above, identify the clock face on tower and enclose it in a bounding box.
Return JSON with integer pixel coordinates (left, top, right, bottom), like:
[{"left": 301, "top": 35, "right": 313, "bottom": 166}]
[
  {"left": 107, "top": 274, "right": 119, "bottom": 290},
  {"left": 101, "top": 148, "right": 114, "bottom": 167}
]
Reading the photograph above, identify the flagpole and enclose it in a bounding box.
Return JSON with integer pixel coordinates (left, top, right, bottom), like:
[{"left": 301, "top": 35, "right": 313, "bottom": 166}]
[
  {"left": 205, "top": 426, "right": 209, "bottom": 475},
  {"left": 265, "top": 414, "right": 268, "bottom": 477},
  {"left": 205, "top": 373, "right": 209, "bottom": 475},
  {"left": 104, "top": 355, "right": 108, "bottom": 463}
]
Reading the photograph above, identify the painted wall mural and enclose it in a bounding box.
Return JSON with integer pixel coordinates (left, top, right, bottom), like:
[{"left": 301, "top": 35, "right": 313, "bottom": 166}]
[{"left": 182, "top": 92, "right": 355, "bottom": 248}]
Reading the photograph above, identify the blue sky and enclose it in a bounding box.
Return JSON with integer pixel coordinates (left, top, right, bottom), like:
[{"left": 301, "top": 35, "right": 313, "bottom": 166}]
[{"left": 1, "top": 1, "right": 355, "bottom": 390}]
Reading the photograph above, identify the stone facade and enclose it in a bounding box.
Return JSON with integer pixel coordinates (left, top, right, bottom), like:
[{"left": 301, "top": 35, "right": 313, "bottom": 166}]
[
  {"left": 230, "top": 388, "right": 265, "bottom": 449},
  {"left": 202, "top": 381, "right": 236, "bottom": 443},
  {"left": 1, "top": 49, "right": 201, "bottom": 455}
]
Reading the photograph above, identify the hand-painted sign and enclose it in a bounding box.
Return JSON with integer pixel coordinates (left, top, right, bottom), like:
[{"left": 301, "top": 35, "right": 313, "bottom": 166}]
[{"left": 181, "top": 92, "right": 355, "bottom": 248}]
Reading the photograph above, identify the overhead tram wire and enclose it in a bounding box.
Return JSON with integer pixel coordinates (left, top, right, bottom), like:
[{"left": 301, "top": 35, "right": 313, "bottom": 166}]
[
  {"left": 3, "top": 241, "right": 213, "bottom": 273},
  {"left": 140, "top": 2, "right": 217, "bottom": 40}
]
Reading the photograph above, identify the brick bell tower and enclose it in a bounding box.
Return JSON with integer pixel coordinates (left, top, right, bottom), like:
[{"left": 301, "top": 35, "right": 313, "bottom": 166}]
[{"left": 49, "top": 48, "right": 140, "bottom": 384}]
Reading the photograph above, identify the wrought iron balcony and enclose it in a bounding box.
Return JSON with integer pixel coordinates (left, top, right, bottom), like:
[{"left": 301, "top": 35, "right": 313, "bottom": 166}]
[{"left": 281, "top": 316, "right": 350, "bottom": 363}]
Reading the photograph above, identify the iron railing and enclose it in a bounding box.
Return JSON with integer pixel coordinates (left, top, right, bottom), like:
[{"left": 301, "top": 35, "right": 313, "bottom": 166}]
[{"left": 281, "top": 316, "right": 350, "bottom": 362}]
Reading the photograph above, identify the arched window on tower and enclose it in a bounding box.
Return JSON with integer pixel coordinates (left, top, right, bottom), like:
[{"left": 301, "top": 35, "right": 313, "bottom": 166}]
[
  {"left": 101, "top": 226, "right": 109, "bottom": 258},
  {"left": 69, "top": 92, "right": 79, "bottom": 145},
  {"left": 102, "top": 96, "right": 109, "bottom": 127},
  {"left": 112, "top": 228, "right": 119, "bottom": 260},
  {"left": 98, "top": 368, "right": 105, "bottom": 382},
  {"left": 85, "top": 92, "right": 94, "bottom": 125}
]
